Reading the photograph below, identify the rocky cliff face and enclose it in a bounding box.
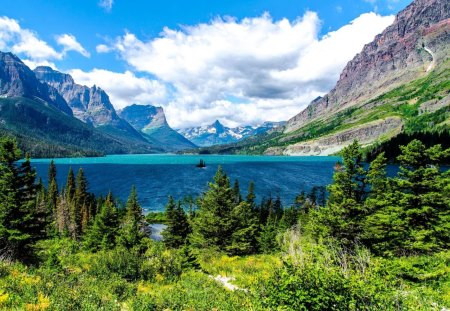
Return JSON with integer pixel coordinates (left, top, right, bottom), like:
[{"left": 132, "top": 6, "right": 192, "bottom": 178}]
[
  {"left": 34, "top": 66, "right": 118, "bottom": 126},
  {"left": 119, "top": 104, "right": 197, "bottom": 151},
  {"left": 0, "top": 52, "right": 73, "bottom": 115},
  {"left": 34, "top": 66, "right": 151, "bottom": 144},
  {"left": 286, "top": 0, "right": 450, "bottom": 133}
]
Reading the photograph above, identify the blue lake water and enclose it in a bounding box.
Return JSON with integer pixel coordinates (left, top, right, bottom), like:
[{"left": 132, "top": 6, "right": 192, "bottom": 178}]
[{"left": 30, "top": 154, "right": 341, "bottom": 213}]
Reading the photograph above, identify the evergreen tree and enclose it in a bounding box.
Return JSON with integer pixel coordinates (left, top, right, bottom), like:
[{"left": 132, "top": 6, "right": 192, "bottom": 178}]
[
  {"left": 232, "top": 179, "right": 243, "bottom": 204},
  {"left": 319, "top": 141, "right": 369, "bottom": 246},
  {"left": 228, "top": 201, "right": 259, "bottom": 255},
  {"left": 162, "top": 196, "right": 191, "bottom": 248},
  {"left": 246, "top": 181, "right": 256, "bottom": 208},
  {"left": 257, "top": 216, "right": 280, "bottom": 253},
  {"left": 118, "top": 186, "right": 146, "bottom": 249},
  {"left": 362, "top": 152, "right": 405, "bottom": 256},
  {"left": 84, "top": 192, "right": 119, "bottom": 251},
  {"left": 75, "top": 168, "right": 90, "bottom": 233},
  {"left": 47, "top": 161, "right": 58, "bottom": 218},
  {"left": 356, "top": 140, "right": 449, "bottom": 256},
  {"left": 65, "top": 167, "right": 75, "bottom": 202},
  {"left": 190, "top": 166, "right": 236, "bottom": 251},
  {"left": 0, "top": 137, "right": 45, "bottom": 261}
]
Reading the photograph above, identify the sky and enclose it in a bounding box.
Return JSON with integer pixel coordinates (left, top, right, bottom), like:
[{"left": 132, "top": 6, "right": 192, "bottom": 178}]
[{"left": 0, "top": 0, "right": 412, "bottom": 128}]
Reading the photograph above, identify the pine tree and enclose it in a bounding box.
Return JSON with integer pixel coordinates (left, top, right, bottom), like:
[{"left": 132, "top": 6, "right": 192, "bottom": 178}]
[
  {"left": 162, "top": 196, "right": 191, "bottom": 248},
  {"left": 362, "top": 152, "right": 405, "bottom": 256},
  {"left": 0, "top": 137, "right": 46, "bottom": 261},
  {"left": 228, "top": 201, "right": 259, "bottom": 255},
  {"left": 47, "top": 161, "right": 58, "bottom": 219},
  {"left": 232, "top": 179, "right": 243, "bottom": 204},
  {"left": 246, "top": 181, "right": 256, "bottom": 208},
  {"left": 190, "top": 166, "right": 235, "bottom": 251},
  {"left": 75, "top": 168, "right": 90, "bottom": 233},
  {"left": 118, "top": 186, "right": 146, "bottom": 249},
  {"left": 319, "top": 141, "right": 369, "bottom": 246},
  {"left": 392, "top": 140, "right": 449, "bottom": 254},
  {"left": 65, "top": 167, "right": 75, "bottom": 202},
  {"left": 84, "top": 192, "right": 119, "bottom": 251}
]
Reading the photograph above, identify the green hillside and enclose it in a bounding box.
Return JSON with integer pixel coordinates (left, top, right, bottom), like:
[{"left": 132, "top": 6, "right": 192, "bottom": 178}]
[
  {"left": 0, "top": 97, "right": 156, "bottom": 157},
  {"left": 194, "top": 64, "right": 450, "bottom": 156}
]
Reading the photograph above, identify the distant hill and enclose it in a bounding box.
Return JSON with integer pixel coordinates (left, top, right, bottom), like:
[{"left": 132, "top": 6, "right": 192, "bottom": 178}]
[
  {"left": 119, "top": 104, "right": 197, "bottom": 152},
  {"left": 177, "top": 120, "right": 286, "bottom": 147}
]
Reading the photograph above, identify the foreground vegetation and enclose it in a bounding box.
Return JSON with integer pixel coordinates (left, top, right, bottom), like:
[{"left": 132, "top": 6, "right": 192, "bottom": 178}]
[{"left": 0, "top": 136, "right": 449, "bottom": 310}]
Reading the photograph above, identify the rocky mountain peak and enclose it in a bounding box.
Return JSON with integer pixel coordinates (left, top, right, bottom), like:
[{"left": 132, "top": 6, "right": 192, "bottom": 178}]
[
  {"left": 0, "top": 51, "right": 73, "bottom": 115},
  {"left": 34, "top": 66, "right": 119, "bottom": 126},
  {"left": 285, "top": 0, "right": 450, "bottom": 133}
]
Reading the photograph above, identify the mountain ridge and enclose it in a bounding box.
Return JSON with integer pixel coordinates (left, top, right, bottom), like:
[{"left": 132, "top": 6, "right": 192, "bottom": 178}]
[{"left": 178, "top": 120, "right": 286, "bottom": 147}]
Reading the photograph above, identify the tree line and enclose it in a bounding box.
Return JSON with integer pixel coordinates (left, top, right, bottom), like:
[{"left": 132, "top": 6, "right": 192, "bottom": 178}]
[
  {"left": 162, "top": 139, "right": 450, "bottom": 258},
  {"left": 0, "top": 137, "right": 147, "bottom": 262}
]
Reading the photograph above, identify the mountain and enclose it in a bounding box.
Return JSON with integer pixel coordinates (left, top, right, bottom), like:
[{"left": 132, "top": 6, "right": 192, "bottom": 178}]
[
  {"left": 0, "top": 52, "right": 73, "bottom": 115},
  {"left": 211, "top": 0, "right": 449, "bottom": 156},
  {"left": 33, "top": 66, "right": 152, "bottom": 147},
  {"left": 0, "top": 52, "right": 157, "bottom": 157},
  {"left": 119, "top": 104, "right": 197, "bottom": 152},
  {"left": 178, "top": 120, "right": 285, "bottom": 147}
]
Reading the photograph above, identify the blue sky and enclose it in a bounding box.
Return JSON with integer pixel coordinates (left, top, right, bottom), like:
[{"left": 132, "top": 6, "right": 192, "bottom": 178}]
[{"left": 0, "top": 0, "right": 412, "bottom": 127}]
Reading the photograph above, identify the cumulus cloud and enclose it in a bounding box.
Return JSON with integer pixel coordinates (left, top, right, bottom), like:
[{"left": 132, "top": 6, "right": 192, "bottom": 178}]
[
  {"left": 0, "top": 16, "right": 61, "bottom": 62},
  {"left": 0, "top": 16, "right": 89, "bottom": 68},
  {"left": 103, "top": 11, "right": 394, "bottom": 128},
  {"left": 98, "top": 0, "right": 113, "bottom": 12},
  {"left": 56, "top": 34, "right": 90, "bottom": 57},
  {"left": 69, "top": 68, "right": 168, "bottom": 109}
]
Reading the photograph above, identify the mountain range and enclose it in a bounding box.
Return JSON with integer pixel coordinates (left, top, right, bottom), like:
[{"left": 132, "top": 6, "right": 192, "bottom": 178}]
[
  {"left": 0, "top": 0, "right": 448, "bottom": 157},
  {"left": 177, "top": 120, "right": 285, "bottom": 147},
  {"left": 201, "top": 0, "right": 449, "bottom": 155},
  {"left": 0, "top": 54, "right": 198, "bottom": 156}
]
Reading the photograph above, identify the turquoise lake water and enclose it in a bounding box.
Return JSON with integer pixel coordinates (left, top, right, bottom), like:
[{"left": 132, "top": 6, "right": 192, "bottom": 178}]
[{"left": 31, "top": 154, "right": 341, "bottom": 212}]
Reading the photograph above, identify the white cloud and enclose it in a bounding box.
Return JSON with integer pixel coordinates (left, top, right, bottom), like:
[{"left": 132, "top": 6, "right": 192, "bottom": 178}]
[
  {"left": 98, "top": 0, "right": 113, "bottom": 12},
  {"left": 69, "top": 68, "right": 168, "bottom": 109},
  {"left": 96, "top": 44, "right": 112, "bottom": 53},
  {"left": 104, "top": 11, "right": 394, "bottom": 128},
  {"left": 56, "top": 34, "right": 90, "bottom": 57},
  {"left": 0, "top": 16, "right": 61, "bottom": 62},
  {"left": 0, "top": 16, "right": 89, "bottom": 67}
]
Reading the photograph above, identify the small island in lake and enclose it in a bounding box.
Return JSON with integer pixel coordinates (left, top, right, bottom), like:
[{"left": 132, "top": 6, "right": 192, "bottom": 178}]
[{"left": 196, "top": 159, "right": 206, "bottom": 168}]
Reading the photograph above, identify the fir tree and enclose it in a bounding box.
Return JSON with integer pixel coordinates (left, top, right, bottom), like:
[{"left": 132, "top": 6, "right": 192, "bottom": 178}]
[
  {"left": 162, "top": 196, "right": 191, "bottom": 248},
  {"left": 0, "top": 137, "right": 46, "bottom": 261},
  {"left": 118, "top": 186, "right": 146, "bottom": 249},
  {"left": 246, "top": 181, "right": 256, "bottom": 208},
  {"left": 232, "top": 179, "right": 243, "bottom": 204},
  {"left": 320, "top": 141, "right": 369, "bottom": 246},
  {"left": 84, "top": 192, "right": 119, "bottom": 251},
  {"left": 47, "top": 161, "right": 58, "bottom": 216},
  {"left": 75, "top": 168, "right": 90, "bottom": 233},
  {"left": 228, "top": 201, "right": 259, "bottom": 255},
  {"left": 190, "top": 166, "right": 235, "bottom": 251}
]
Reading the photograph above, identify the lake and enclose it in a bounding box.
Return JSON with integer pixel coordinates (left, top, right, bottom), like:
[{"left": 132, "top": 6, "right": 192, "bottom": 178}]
[{"left": 31, "top": 154, "right": 341, "bottom": 213}]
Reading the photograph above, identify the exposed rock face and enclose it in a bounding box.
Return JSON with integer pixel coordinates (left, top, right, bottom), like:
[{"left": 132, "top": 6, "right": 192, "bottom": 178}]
[
  {"left": 119, "top": 104, "right": 197, "bottom": 151},
  {"left": 286, "top": 0, "right": 450, "bottom": 133},
  {"left": 34, "top": 66, "right": 149, "bottom": 143},
  {"left": 34, "top": 66, "right": 117, "bottom": 126},
  {"left": 0, "top": 52, "right": 73, "bottom": 115},
  {"left": 178, "top": 120, "right": 286, "bottom": 147},
  {"left": 267, "top": 117, "right": 403, "bottom": 156}
]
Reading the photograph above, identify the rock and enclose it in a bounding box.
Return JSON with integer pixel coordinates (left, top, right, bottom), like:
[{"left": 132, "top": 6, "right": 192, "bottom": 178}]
[
  {"left": 285, "top": 0, "right": 450, "bottom": 133},
  {"left": 0, "top": 52, "right": 73, "bottom": 115},
  {"left": 275, "top": 117, "right": 403, "bottom": 155},
  {"left": 119, "top": 104, "right": 197, "bottom": 151}
]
